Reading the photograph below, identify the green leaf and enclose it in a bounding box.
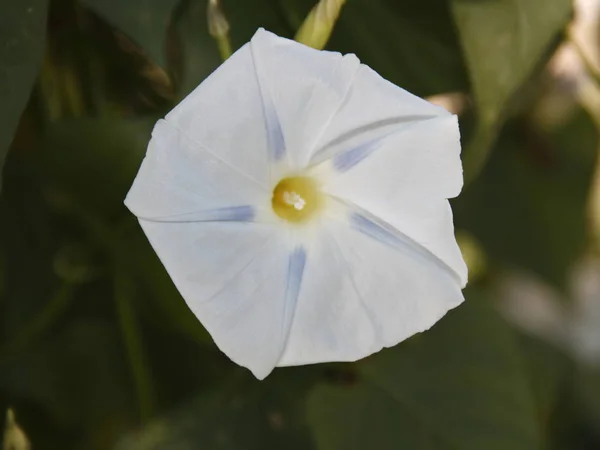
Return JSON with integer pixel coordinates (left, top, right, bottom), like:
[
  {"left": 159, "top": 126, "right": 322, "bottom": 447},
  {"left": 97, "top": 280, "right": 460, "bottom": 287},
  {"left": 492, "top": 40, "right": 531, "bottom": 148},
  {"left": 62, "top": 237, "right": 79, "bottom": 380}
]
[
  {"left": 0, "top": 148, "right": 62, "bottom": 337},
  {"left": 307, "top": 297, "right": 539, "bottom": 450},
  {"left": 175, "top": 0, "right": 467, "bottom": 100},
  {"left": 175, "top": 0, "right": 293, "bottom": 98},
  {"left": 174, "top": 0, "right": 222, "bottom": 98},
  {"left": 115, "top": 370, "right": 318, "bottom": 450},
  {"left": 42, "top": 117, "right": 153, "bottom": 216},
  {"left": 0, "top": 320, "right": 137, "bottom": 448},
  {"left": 451, "top": 0, "right": 573, "bottom": 179},
  {"left": 455, "top": 107, "right": 598, "bottom": 287},
  {"left": 575, "top": 365, "right": 600, "bottom": 430},
  {"left": 282, "top": 0, "right": 468, "bottom": 98},
  {"left": 81, "top": 0, "right": 179, "bottom": 68},
  {"left": 516, "top": 333, "right": 570, "bottom": 432},
  {"left": 116, "top": 218, "right": 213, "bottom": 346},
  {"left": 0, "top": 0, "right": 49, "bottom": 188},
  {"left": 41, "top": 118, "right": 212, "bottom": 345}
]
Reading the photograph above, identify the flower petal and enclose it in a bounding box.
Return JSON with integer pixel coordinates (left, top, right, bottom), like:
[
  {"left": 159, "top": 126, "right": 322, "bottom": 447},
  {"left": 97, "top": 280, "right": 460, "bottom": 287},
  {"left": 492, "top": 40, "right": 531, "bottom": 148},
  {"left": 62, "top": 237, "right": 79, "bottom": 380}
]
[
  {"left": 322, "top": 115, "right": 467, "bottom": 286},
  {"left": 278, "top": 214, "right": 464, "bottom": 366},
  {"left": 139, "top": 220, "right": 299, "bottom": 379},
  {"left": 164, "top": 41, "right": 271, "bottom": 187},
  {"left": 125, "top": 119, "right": 266, "bottom": 221},
  {"left": 309, "top": 63, "right": 450, "bottom": 166},
  {"left": 250, "top": 28, "right": 360, "bottom": 172},
  {"left": 338, "top": 212, "right": 464, "bottom": 348},
  {"left": 278, "top": 224, "right": 380, "bottom": 366}
]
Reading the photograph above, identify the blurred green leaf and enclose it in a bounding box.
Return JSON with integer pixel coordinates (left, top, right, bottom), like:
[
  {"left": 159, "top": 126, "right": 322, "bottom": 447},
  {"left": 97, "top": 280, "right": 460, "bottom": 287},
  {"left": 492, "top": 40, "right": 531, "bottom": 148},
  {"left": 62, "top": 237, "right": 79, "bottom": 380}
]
[
  {"left": 575, "top": 365, "right": 600, "bottom": 431},
  {"left": 177, "top": 0, "right": 467, "bottom": 99},
  {"left": 0, "top": 320, "right": 136, "bottom": 449},
  {"left": 43, "top": 117, "right": 153, "bottom": 216},
  {"left": 175, "top": 0, "right": 293, "bottom": 98},
  {"left": 115, "top": 370, "right": 318, "bottom": 450},
  {"left": 0, "top": 284, "right": 74, "bottom": 364},
  {"left": 516, "top": 333, "right": 570, "bottom": 436},
  {"left": 282, "top": 0, "right": 468, "bottom": 97},
  {"left": 115, "top": 274, "right": 156, "bottom": 422},
  {"left": 117, "top": 221, "right": 213, "bottom": 346},
  {"left": 326, "top": 0, "right": 468, "bottom": 97},
  {"left": 0, "top": 150, "right": 62, "bottom": 338},
  {"left": 0, "top": 240, "right": 4, "bottom": 298},
  {"left": 307, "top": 297, "right": 539, "bottom": 450},
  {"left": 174, "top": 0, "right": 222, "bottom": 98},
  {"left": 455, "top": 108, "right": 598, "bottom": 287},
  {"left": 41, "top": 118, "right": 212, "bottom": 345},
  {"left": 451, "top": 0, "right": 572, "bottom": 179},
  {"left": 0, "top": 0, "right": 48, "bottom": 189},
  {"left": 81, "top": 0, "right": 179, "bottom": 68}
]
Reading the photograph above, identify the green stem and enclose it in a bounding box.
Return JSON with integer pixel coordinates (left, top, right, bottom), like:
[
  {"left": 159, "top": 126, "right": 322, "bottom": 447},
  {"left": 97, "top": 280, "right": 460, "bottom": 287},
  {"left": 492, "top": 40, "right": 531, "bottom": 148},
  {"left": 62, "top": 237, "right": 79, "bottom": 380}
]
[
  {"left": 39, "top": 51, "right": 64, "bottom": 121},
  {"left": 49, "top": 190, "right": 157, "bottom": 422},
  {"left": 0, "top": 283, "right": 74, "bottom": 364},
  {"left": 207, "top": 0, "right": 232, "bottom": 61},
  {"left": 295, "top": 0, "right": 347, "bottom": 50},
  {"left": 114, "top": 273, "right": 156, "bottom": 422},
  {"left": 61, "top": 63, "right": 85, "bottom": 117},
  {"left": 216, "top": 35, "right": 233, "bottom": 61}
]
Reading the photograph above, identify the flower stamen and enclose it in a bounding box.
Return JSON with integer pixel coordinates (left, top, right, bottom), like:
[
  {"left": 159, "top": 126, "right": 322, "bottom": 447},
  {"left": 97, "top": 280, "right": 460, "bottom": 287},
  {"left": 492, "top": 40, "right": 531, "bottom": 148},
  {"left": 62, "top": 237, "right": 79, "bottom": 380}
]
[{"left": 272, "top": 176, "right": 322, "bottom": 223}]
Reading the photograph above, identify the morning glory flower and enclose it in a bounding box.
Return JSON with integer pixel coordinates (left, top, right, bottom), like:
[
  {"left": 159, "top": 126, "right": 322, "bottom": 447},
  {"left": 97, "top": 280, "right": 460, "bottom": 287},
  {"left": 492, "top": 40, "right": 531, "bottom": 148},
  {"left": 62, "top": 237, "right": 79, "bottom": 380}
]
[{"left": 125, "top": 29, "right": 468, "bottom": 379}]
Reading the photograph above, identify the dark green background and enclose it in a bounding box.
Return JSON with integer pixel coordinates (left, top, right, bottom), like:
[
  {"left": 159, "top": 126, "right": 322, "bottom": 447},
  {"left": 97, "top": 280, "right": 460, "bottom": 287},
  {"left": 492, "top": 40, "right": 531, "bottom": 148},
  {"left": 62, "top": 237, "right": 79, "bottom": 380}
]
[{"left": 1, "top": 0, "right": 599, "bottom": 449}]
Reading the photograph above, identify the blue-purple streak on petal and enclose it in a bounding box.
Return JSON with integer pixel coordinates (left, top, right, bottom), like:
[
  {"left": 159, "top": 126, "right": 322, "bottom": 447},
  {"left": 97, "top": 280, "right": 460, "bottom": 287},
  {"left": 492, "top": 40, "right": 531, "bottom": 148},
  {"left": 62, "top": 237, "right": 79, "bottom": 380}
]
[
  {"left": 333, "top": 139, "right": 379, "bottom": 172},
  {"left": 332, "top": 119, "right": 435, "bottom": 172},
  {"left": 139, "top": 206, "right": 255, "bottom": 223},
  {"left": 280, "top": 246, "right": 306, "bottom": 354},
  {"left": 203, "top": 206, "right": 255, "bottom": 222},
  {"left": 269, "top": 110, "right": 286, "bottom": 160},
  {"left": 350, "top": 212, "right": 462, "bottom": 285},
  {"left": 260, "top": 92, "right": 286, "bottom": 161},
  {"left": 286, "top": 247, "right": 307, "bottom": 304},
  {"left": 350, "top": 213, "right": 405, "bottom": 249}
]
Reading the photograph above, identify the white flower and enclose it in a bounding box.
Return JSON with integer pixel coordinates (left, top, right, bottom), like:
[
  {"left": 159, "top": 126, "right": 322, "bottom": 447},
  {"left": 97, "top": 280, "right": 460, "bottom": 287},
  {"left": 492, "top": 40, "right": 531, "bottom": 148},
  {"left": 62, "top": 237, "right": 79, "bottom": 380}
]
[{"left": 125, "top": 29, "right": 468, "bottom": 379}]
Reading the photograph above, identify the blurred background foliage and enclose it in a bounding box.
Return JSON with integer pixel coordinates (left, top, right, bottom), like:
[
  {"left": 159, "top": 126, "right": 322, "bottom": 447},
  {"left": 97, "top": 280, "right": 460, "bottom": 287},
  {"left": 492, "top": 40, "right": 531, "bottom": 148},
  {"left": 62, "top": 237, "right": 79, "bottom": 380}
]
[{"left": 1, "top": 0, "right": 600, "bottom": 448}]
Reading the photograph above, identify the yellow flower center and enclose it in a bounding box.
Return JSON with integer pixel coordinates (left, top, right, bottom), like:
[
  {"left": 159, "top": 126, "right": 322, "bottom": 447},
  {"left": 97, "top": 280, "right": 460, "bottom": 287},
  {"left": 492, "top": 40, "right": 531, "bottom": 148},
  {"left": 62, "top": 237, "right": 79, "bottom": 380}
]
[{"left": 272, "top": 176, "right": 322, "bottom": 223}]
